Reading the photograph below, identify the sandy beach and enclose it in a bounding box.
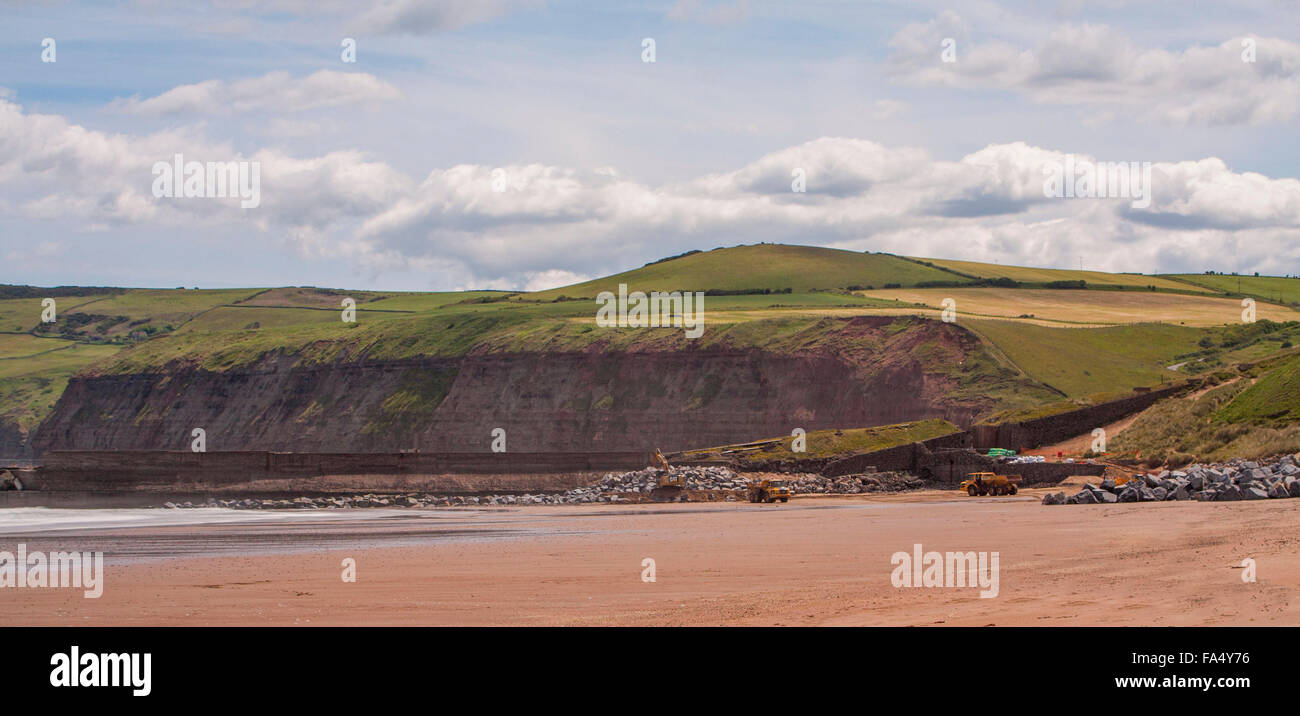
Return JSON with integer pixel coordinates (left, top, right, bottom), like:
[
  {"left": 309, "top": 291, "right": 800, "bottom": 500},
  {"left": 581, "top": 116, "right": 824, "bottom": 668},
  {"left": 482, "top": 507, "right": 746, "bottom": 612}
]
[{"left": 2, "top": 487, "right": 1296, "bottom": 626}]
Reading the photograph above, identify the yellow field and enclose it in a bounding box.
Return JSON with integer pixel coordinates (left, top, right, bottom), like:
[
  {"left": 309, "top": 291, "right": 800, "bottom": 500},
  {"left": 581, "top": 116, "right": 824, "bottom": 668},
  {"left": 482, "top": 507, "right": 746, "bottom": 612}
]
[
  {"left": 914, "top": 257, "right": 1213, "bottom": 292},
  {"left": 560, "top": 287, "right": 1297, "bottom": 328},
  {"left": 854, "top": 288, "right": 1298, "bottom": 327}
]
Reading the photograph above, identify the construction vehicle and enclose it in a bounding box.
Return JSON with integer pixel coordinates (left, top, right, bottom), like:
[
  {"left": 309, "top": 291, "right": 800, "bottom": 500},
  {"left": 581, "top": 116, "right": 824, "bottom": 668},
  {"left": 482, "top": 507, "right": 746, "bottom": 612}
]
[
  {"left": 748, "top": 478, "right": 790, "bottom": 503},
  {"left": 960, "top": 471, "right": 1021, "bottom": 496},
  {"left": 652, "top": 448, "right": 684, "bottom": 498}
]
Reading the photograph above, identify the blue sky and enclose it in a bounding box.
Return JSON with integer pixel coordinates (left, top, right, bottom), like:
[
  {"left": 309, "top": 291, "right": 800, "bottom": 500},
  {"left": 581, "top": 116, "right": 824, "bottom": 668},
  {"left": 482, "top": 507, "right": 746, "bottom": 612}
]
[{"left": 2, "top": 0, "right": 1298, "bottom": 290}]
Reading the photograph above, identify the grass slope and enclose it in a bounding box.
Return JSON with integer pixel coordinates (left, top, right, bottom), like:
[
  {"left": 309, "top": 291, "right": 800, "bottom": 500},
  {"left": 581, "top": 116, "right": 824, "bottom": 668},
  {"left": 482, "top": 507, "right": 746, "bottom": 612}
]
[
  {"left": 679, "top": 419, "right": 962, "bottom": 465},
  {"left": 1111, "top": 371, "right": 1300, "bottom": 465},
  {"left": 1216, "top": 354, "right": 1300, "bottom": 425},
  {"left": 964, "top": 320, "right": 1206, "bottom": 397},
  {"left": 529, "top": 245, "right": 962, "bottom": 299}
]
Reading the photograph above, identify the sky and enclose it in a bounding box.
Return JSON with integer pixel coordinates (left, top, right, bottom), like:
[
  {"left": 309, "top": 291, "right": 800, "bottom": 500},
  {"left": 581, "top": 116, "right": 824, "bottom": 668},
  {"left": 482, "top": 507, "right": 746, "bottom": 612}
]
[{"left": 1, "top": 0, "right": 1298, "bottom": 291}]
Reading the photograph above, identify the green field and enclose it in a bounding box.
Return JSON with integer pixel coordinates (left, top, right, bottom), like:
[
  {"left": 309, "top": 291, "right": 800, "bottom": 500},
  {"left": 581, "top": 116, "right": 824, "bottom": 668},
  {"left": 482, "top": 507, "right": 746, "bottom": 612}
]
[
  {"left": 1165, "top": 274, "right": 1300, "bottom": 307},
  {"left": 0, "top": 339, "right": 123, "bottom": 431},
  {"left": 916, "top": 257, "right": 1209, "bottom": 292}
]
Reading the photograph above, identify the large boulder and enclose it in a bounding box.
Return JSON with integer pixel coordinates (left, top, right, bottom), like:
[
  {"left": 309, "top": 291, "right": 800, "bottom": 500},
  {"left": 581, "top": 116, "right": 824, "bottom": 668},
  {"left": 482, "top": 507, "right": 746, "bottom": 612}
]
[
  {"left": 1288, "top": 478, "right": 1300, "bottom": 498},
  {"left": 1074, "top": 489, "right": 1099, "bottom": 505},
  {"left": 1099, "top": 491, "right": 1118, "bottom": 504},
  {"left": 1152, "top": 486, "right": 1168, "bottom": 501},
  {"left": 1214, "top": 486, "right": 1243, "bottom": 501},
  {"left": 1042, "top": 492, "right": 1066, "bottom": 506},
  {"left": 1118, "top": 487, "right": 1140, "bottom": 503},
  {"left": 1268, "top": 482, "right": 1290, "bottom": 499},
  {"left": 1245, "top": 486, "right": 1270, "bottom": 501},
  {"left": 0, "top": 470, "right": 14, "bottom": 491},
  {"left": 1188, "top": 474, "right": 1205, "bottom": 491},
  {"left": 1100, "top": 479, "right": 1117, "bottom": 492}
]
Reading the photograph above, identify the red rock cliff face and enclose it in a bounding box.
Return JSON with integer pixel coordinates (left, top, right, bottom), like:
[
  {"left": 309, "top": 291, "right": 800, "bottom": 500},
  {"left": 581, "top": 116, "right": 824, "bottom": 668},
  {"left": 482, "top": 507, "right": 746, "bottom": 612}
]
[
  {"left": 31, "top": 317, "right": 997, "bottom": 454},
  {"left": 0, "top": 419, "right": 32, "bottom": 460}
]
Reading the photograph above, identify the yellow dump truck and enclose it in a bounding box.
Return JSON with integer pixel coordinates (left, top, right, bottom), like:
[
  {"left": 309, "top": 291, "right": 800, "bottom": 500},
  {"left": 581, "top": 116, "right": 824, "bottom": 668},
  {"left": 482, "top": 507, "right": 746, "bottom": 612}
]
[
  {"left": 960, "top": 472, "right": 1021, "bottom": 496},
  {"left": 748, "top": 479, "right": 790, "bottom": 503}
]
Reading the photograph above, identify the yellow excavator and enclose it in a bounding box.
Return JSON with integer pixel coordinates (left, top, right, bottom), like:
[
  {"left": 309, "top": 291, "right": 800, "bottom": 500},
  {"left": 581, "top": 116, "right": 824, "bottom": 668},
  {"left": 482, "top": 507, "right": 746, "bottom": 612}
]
[{"left": 653, "top": 448, "right": 684, "bottom": 495}]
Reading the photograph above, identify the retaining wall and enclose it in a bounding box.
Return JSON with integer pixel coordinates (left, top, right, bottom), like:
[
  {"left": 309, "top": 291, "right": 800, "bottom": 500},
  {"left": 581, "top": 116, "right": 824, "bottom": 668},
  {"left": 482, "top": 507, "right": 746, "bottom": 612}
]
[
  {"left": 33, "top": 450, "right": 654, "bottom": 494},
  {"left": 972, "top": 382, "right": 1191, "bottom": 452}
]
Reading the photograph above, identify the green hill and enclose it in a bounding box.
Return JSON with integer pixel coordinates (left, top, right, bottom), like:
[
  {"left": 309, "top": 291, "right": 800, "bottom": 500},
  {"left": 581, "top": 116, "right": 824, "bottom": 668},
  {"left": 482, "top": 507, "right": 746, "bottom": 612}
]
[{"left": 529, "top": 244, "right": 963, "bottom": 299}]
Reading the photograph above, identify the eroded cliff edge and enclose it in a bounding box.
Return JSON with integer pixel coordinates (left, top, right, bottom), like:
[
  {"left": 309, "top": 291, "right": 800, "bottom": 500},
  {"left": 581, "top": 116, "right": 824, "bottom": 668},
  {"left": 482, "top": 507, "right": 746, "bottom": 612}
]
[{"left": 30, "top": 316, "right": 1052, "bottom": 454}]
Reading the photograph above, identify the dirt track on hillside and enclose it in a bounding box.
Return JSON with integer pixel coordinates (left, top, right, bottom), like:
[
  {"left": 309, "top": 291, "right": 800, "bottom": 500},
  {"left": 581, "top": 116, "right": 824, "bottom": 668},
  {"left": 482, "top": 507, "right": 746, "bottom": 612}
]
[{"left": 2, "top": 489, "right": 1295, "bottom": 626}]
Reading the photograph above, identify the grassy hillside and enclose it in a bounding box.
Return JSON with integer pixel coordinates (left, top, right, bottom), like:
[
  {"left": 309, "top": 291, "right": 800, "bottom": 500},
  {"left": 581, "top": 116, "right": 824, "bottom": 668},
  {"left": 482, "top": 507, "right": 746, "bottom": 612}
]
[
  {"left": 677, "top": 419, "right": 962, "bottom": 465},
  {"left": 0, "top": 338, "right": 121, "bottom": 432},
  {"left": 1215, "top": 353, "right": 1300, "bottom": 425},
  {"left": 962, "top": 319, "right": 1300, "bottom": 398},
  {"left": 963, "top": 320, "right": 1201, "bottom": 396},
  {"left": 528, "top": 244, "right": 963, "bottom": 299},
  {"left": 1110, "top": 369, "right": 1300, "bottom": 465}
]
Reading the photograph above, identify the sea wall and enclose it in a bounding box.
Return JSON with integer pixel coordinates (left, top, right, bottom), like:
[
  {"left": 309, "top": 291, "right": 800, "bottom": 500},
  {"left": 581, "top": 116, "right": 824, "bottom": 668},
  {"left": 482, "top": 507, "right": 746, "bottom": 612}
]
[{"left": 32, "top": 450, "right": 654, "bottom": 494}]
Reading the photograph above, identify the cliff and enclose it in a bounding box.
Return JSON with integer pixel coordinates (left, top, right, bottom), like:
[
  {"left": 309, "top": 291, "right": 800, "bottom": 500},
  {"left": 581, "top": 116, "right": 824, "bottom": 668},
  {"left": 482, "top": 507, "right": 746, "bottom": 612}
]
[{"left": 30, "top": 316, "right": 1044, "bottom": 454}]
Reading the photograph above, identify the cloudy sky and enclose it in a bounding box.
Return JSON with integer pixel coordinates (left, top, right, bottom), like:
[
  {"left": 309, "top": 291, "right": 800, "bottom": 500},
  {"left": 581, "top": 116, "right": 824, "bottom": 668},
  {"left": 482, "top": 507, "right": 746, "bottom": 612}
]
[{"left": 2, "top": 0, "right": 1298, "bottom": 291}]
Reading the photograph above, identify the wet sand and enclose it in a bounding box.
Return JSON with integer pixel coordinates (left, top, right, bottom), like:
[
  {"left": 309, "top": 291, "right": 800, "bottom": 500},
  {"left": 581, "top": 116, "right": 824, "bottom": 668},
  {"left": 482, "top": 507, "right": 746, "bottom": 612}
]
[{"left": 2, "top": 488, "right": 1296, "bottom": 626}]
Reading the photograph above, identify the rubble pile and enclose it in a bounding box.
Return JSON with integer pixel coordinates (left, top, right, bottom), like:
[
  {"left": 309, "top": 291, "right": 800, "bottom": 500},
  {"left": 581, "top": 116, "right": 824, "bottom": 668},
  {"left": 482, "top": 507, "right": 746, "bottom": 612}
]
[
  {"left": 1042, "top": 454, "right": 1300, "bottom": 506},
  {"left": 787, "top": 471, "right": 923, "bottom": 494}
]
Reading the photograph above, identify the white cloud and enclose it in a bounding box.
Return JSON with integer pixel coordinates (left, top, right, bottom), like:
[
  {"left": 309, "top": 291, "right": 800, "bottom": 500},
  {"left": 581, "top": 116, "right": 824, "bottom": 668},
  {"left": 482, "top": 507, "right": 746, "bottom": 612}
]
[
  {"left": 2, "top": 95, "right": 1299, "bottom": 288},
  {"left": 667, "top": 0, "right": 750, "bottom": 25},
  {"left": 355, "top": 0, "right": 542, "bottom": 35},
  {"left": 888, "top": 14, "right": 1300, "bottom": 125},
  {"left": 112, "top": 70, "right": 403, "bottom": 116},
  {"left": 519, "top": 269, "right": 591, "bottom": 292},
  {"left": 871, "top": 99, "right": 907, "bottom": 120}
]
